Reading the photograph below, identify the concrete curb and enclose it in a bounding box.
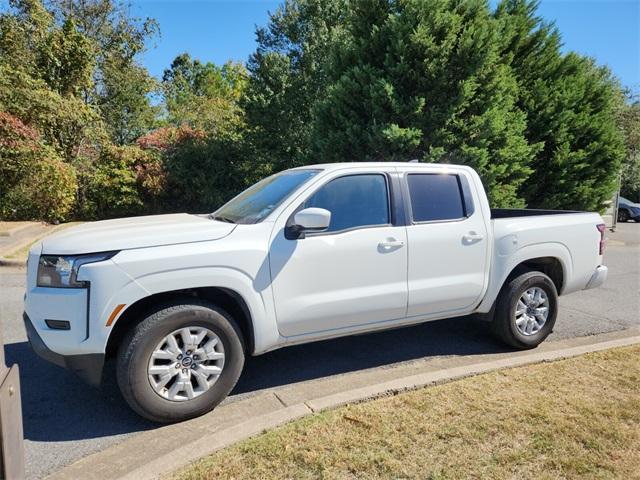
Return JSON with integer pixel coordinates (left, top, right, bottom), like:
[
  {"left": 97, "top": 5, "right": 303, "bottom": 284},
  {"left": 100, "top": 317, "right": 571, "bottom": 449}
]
[
  {"left": 0, "top": 223, "right": 72, "bottom": 265},
  {"left": 0, "top": 256, "right": 26, "bottom": 267},
  {"left": 0, "top": 221, "right": 40, "bottom": 237},
  {"left": 0, "top": 236, "right": 41, "bottom": 264},
  {"left": 305, "top": 334, "right": 640, "bottom": 412},
  {"left": 47, "top": 328, "right": 640, "bottom": 480}
]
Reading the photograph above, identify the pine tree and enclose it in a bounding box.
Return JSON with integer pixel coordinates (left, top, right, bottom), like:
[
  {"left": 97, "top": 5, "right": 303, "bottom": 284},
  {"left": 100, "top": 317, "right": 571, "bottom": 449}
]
[
  {"left": 496, "top": 0, "right": 624, "bottom": 211},
  {"left": 312, "top": 0, "right": 538, "bottom": 207},
  {"left": 242, "top": 0, "right": 345, "bottom": 175}
]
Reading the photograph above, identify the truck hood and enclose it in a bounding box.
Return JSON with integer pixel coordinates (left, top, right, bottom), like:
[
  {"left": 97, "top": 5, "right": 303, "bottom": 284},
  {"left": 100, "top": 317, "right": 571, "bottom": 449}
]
[{"left": 41, "top": 214, "right": 236, "bottom": 255}]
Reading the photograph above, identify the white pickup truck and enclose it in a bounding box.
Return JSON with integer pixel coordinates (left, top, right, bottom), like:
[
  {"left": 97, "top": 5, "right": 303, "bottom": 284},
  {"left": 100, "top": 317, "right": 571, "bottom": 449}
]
[{"left": 24, "top": 162, "right": 608, "bottom": 422}]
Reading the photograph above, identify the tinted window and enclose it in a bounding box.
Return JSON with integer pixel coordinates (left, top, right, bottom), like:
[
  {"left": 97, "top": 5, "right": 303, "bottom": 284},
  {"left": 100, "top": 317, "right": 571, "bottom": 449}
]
[
  {"left": 304, "top": 174, "right": 389, "bottom": 232},
  {"left": 407, "top": 174, "right": 465, "bottom": 222}
]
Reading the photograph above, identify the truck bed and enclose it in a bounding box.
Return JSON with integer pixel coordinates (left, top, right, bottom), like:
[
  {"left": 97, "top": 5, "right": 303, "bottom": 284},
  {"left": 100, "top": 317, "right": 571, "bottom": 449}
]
[{"left": 491, "top": 208, "right": 584, "bottom": 219}]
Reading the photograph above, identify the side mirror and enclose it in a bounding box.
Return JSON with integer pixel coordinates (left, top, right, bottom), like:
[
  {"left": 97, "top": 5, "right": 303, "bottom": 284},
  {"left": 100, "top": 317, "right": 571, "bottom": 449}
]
[{"left": 290, "top": 208, "right": 331, "bottom": 238}]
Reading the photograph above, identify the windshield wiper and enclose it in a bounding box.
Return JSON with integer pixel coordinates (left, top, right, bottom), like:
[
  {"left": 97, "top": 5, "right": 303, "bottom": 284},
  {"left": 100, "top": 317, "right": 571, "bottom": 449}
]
[{"left": 209, "top": 214, "right": 236, "bottom": 224}]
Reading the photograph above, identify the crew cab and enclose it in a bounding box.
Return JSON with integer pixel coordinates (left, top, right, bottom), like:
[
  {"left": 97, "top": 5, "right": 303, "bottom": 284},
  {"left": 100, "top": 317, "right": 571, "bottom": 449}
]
[{"left": 23, "top": 162, "right": 608, "bottom": 422}]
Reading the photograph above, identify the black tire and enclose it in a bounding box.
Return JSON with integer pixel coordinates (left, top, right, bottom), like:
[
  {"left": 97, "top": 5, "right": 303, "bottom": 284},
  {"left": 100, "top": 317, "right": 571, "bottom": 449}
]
[
  {"left": 618, "top": 209, "right": 629, "bottom": 222},
  {"left": 117, "top": 299, "right": 245, "bottom": 423},
  {"left": 492, "top": 271, "right": 558, "bottom": 350}
]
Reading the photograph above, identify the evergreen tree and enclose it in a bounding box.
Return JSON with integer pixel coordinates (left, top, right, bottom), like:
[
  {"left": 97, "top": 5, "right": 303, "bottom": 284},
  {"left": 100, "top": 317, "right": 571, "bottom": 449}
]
[
  {"left": 243, "top": 0, "right": 345, "bottom": 175},
  {"left": 496, "top": 0, "right": 624, "bottom": 211},
  {"left": 313, "top": 0, "right": 538, "bottom": 207}
]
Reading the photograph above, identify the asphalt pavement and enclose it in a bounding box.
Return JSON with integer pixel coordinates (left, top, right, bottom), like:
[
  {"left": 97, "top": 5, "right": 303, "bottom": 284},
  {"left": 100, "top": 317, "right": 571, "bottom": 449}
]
[{"left": 1, "top": 223, "right": 638, "bottom": 479}]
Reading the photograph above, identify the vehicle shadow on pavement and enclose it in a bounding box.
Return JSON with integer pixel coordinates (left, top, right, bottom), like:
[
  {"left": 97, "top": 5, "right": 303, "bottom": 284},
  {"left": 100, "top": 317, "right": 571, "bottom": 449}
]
[
  {"left": 6, "top": 315, "right": 509, "bottom": 443},
  {"left": 234, "top": 315, "right": 508, "bottom": 394}
]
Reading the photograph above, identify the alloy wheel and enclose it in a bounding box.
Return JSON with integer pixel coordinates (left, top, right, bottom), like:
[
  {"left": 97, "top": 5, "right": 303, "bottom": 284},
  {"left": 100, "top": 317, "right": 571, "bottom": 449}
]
[
  {"left": 514, "top": 287, "right": 549, "bottom": 336},
  {"left": 147, "top": 326, "right": 225, "bottom": 401}
]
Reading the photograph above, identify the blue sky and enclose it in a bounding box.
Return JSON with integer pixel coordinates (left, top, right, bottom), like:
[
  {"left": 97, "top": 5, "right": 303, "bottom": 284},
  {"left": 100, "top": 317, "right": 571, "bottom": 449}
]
[{"left": 135, "top": 0, "right": 638, "bottom": 91}]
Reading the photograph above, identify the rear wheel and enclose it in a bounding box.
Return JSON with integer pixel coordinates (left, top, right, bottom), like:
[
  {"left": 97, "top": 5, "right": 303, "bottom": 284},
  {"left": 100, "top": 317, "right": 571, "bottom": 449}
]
[
  {"left": 492, "top": 271, "right": 558, "bottom": 349},
  {"left": 618, "top": 209, "right": 629, "bottom": 222},
  {"left": 117, "top": 300, "right": 245, "bottom": 423}
]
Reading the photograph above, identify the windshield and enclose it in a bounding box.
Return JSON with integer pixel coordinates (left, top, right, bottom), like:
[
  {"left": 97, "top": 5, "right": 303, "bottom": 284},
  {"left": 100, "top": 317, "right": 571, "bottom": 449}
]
[{"left": 211, "top": 169, "right": 320, "bottom": 224}]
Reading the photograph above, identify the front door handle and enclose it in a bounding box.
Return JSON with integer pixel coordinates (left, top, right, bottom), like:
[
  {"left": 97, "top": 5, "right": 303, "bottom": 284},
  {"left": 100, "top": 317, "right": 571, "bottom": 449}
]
[
  {"left": 379, "top": 238, "right": 405, "bottom": 249},
  {"left": 463, "top": 231, "right": 484, "bottom": 243}
]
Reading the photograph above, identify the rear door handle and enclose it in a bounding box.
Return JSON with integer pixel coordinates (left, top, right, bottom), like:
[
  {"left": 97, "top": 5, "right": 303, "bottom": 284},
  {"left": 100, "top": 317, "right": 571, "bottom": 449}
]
[
  {"left": 463, "top": 232, "right": 484, "bottom": 243},
  {"left": 379, "top": 238, "right": 405, "bottom": 249}
]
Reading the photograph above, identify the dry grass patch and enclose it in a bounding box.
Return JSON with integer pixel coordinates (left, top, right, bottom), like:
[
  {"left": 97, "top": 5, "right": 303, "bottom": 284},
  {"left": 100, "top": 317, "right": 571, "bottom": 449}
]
[{"left": 176, "top": 345, "right": 640, "bottom": 480}]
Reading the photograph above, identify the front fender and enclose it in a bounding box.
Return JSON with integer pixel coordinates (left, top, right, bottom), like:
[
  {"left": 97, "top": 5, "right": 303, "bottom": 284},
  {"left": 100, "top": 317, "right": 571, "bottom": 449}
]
[{"left": 99, "top": 266, "right": 280, "bottom": 356}]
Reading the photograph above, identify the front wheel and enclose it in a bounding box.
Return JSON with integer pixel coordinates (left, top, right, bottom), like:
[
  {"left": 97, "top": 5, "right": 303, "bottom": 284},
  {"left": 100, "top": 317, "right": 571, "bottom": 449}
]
[
  {"left": 492, "top": 271, "right": 558, "bottom": 349},
  {"left": 117, "top": 300, "right": 245, "bottom": 423}
]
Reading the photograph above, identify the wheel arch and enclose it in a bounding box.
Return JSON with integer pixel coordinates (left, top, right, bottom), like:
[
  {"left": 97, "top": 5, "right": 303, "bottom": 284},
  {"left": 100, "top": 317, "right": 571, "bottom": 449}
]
[
  {"left": 475, "top": 256, "right": 565, "bottom": 320},
  {"left": 477, "top": 242, "right": 572, "bottom": 314},
  {"left": 504, "top": 256, "right": 565, "bottom": 294},
  {"left": 105, "top": 287, "right": 255, "bottom": 359}
]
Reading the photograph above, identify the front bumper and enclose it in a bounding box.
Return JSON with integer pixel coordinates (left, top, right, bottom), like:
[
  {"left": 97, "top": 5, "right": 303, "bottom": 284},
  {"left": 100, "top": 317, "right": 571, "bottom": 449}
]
[
  {"left": 23, "top": 313, "right": 104, "bottom": 386},
  {"left": 584, "top": 265, "right": 608, "bottom": 290}
]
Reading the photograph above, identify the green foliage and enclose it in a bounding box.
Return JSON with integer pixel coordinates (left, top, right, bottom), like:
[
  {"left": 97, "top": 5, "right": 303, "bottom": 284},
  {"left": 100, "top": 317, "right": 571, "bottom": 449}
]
[
  {"left": 243, "top": 0, "right": 345, "bottom": 171},
  {"left": 99, "top": 53, "right": 160, "bottom": 145},
  {"left": 312, "top": 0, "right": 539, "bottom": 207},
  {"left": 47, "top": 0, "right": 159, "bottom": 59},
  {"left": 0, "top": 65, "right": 104, "bottom": 159},
  {"left": 0, "top": 111, "right": 77, "bottom": 221},
  {"left": 137, "top": 125, "right": 247, "bottom": 213},
  {"left": 79, "top": 144, "right": 165, "bottom": 219},
  {"left": 0, "top": 0, "right": 160, "bottom": 221},
  {"left": 38, "top": 17, "right": 95, "bottom": 95},
  {"left": 0, "top": 1, "right": 103, "bottom": 159},
  {"left": 245, "top": 0, "right": 624, "bottom": 210},
  {"left": 49, "top": 0, "right": 161, "bottom": 146},
  {"left": 0, "top": 0, "right": 630, "bottom": 221},
  {"left": 496, "top": 0, "right": 624, "bottom": 211},
  {"left": 162, "top": 54, "right": 247, "bottom": 138}
]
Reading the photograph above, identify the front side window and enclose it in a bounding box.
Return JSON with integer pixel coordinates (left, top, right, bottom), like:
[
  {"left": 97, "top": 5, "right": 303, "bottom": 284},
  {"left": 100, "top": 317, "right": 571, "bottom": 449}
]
[
  {"left": 304, "top": 174, "right": 390, "bottom": 233},
  {"left": 407, "top": 174, "right": 465, "bottom": 222},
  {"left": 213, "top": 169, "right": 319, "bottom": 224}
]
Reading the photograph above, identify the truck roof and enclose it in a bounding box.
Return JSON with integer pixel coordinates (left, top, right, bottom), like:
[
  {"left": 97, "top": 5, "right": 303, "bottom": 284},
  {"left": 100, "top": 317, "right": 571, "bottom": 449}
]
[{"left": 290, "top": 162, "right": 473, "bottom": 172}]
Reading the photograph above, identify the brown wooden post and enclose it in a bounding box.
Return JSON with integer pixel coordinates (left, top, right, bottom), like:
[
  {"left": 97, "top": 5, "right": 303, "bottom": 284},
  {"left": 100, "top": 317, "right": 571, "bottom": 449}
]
[{"left": 0, "top": 321, "right": 24, "bottom": 480}]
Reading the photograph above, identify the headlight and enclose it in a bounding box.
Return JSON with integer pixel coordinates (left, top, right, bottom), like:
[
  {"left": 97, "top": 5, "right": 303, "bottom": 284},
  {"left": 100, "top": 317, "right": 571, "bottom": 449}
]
[{"left": 37, "top": 252, "right": 117, "bottom": 288}]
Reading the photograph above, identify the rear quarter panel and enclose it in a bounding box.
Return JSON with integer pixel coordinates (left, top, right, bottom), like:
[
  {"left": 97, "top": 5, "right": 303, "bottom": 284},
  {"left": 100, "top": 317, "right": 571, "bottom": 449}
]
[{"left": 476, "top": 212, "right": 604, "bottom": 313}]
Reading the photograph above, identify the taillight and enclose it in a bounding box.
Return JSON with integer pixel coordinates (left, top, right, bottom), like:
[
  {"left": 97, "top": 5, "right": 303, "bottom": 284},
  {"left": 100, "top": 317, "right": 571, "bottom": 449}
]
[{"left": 596, "top": 223, "right": 606, "bottom": 255}]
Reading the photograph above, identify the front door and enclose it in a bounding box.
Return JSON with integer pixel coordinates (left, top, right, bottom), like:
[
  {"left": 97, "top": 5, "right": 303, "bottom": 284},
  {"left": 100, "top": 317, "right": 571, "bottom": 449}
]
[{"left": 269, "top": 171, "right": 408, "bottom": 337}]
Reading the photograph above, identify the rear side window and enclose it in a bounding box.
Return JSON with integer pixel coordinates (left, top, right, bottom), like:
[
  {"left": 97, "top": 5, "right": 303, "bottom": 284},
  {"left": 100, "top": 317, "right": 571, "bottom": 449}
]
[
  {"left": 407, "top": 174, "right": 465, "bottom": 222},
  {"left": 304, "top": 174, "right": 389, "bottom": 232}
]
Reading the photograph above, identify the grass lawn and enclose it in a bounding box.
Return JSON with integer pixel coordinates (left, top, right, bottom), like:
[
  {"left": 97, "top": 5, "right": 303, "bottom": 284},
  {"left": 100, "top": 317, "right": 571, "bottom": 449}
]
[{"left": 176, "top": 345, "right": 640, "bottom": 480}]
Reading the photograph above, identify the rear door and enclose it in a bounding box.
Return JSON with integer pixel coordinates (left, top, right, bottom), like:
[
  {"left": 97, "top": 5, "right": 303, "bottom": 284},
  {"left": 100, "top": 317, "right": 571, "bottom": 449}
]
[{"left": 398, "top": 167, "right": 489, "bottom": 317}]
